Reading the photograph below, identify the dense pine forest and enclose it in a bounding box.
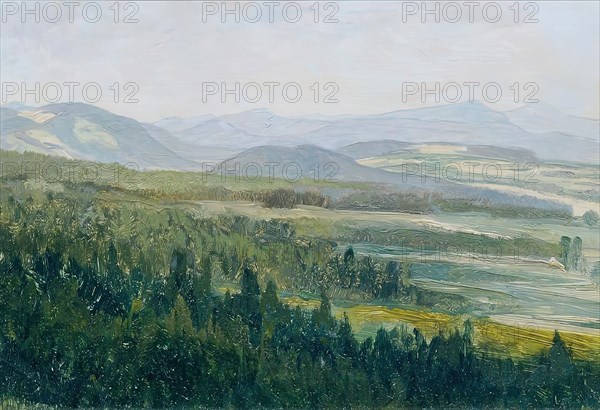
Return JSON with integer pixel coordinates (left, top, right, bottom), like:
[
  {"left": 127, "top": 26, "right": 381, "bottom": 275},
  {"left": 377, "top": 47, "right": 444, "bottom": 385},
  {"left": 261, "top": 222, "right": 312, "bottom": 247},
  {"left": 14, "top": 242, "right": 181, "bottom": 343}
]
[{"left": 1, "top": 186, "right": 599, "bottom": 408}]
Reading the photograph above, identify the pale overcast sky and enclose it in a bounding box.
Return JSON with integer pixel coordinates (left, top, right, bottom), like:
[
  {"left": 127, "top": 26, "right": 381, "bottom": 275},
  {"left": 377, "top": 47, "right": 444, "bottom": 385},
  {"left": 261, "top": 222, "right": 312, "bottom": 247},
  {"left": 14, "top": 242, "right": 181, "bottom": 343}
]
[{"left": 1, "top": 1, "right": 598, "bottom": 122}]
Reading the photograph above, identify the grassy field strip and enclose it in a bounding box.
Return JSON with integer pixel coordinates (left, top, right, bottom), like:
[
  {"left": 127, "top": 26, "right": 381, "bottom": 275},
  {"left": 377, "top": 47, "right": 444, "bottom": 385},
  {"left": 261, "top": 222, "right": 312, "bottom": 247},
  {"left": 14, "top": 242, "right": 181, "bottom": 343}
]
[
  {"left": 280, "top": 295, "right": 600, "bottom": 361},
  {"left": 191, "top": 200, "right": 599, "bottom": 259},
  {"left": 467, "top": 183, "right": 599, "bottom": 217}
]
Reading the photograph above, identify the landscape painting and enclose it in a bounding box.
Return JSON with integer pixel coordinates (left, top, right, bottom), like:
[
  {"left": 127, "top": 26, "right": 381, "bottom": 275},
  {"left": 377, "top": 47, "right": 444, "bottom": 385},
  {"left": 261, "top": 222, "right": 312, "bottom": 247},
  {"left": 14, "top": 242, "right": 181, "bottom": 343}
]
[{"left": 1, "top": 1, "right": 599, "bottom": 408}]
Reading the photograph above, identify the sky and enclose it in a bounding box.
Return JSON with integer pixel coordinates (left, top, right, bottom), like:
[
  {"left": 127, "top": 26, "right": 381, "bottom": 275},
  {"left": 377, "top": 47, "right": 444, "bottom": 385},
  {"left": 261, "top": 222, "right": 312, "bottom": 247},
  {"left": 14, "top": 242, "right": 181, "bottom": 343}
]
[{"left": 1, "top": 1, "right": 599, "bottom": 122}]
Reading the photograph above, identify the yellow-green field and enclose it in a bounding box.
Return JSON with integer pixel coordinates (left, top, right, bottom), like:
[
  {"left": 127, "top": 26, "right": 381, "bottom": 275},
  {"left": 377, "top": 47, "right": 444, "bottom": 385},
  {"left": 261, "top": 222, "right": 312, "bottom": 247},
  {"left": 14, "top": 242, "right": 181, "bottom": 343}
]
[{"left": 282, "top": 295, "right": 600, "bottom": 361}]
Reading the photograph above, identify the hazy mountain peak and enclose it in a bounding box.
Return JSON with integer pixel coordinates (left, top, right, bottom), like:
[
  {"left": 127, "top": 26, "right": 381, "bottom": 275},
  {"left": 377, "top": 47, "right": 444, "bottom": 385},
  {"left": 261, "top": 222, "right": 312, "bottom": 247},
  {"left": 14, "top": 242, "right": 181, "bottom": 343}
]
[
  {"left": 381, "top": 100, "right": 511, "bottom": 124},
  {"left": 504, "top": 102, "right": 599, "bottom": 139}
]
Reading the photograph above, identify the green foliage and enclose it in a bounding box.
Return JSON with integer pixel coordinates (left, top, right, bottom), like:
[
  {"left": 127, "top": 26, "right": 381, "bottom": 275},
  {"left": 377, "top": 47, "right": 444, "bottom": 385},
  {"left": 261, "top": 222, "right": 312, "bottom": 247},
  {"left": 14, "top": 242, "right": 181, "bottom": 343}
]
[
  {"left": 0, "top": 187, "right": 450, "bottom": 304},
  {"left": 566, "top": 236, "right": 586, "bottom": 272},
  {"left": 559, "top": 235, "right": 572, "bottom": 265},
  {"left": 1, "top": 234, "right": 598, "bottom": 408},
  {"left": 0, "top": 169, "right": 598, "bottom": 408},
  {"left": 261, "top": 188, "right": 327, "bottom": 209},
  {"left": 583, "top": 209, "right": 599, "bottom": 227}
]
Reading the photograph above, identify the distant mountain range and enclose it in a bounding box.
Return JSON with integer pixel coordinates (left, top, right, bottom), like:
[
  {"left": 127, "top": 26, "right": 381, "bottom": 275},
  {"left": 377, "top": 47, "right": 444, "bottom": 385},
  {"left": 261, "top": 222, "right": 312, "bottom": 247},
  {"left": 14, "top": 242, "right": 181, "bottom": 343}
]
[
  {"left": 153, "top": 101, "right": 598, "bottom": 164},
  {"left": 1, "top": 103, "right": 199, "bottom": 170},
  {"left": 1, "top": 101, "right": 598, "bottom": 175}
]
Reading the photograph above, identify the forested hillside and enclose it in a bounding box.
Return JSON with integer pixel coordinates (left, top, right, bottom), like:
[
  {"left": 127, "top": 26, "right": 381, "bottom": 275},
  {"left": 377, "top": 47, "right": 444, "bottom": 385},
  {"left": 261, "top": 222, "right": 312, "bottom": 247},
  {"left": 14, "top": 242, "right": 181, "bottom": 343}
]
[{"left": 1, "top": 182, "right": 598, "bottom": 408}]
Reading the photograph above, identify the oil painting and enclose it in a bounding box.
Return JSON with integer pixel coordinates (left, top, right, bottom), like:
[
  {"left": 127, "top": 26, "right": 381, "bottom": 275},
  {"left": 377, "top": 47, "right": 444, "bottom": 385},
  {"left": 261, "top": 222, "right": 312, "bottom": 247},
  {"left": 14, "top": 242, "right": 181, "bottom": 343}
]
[{"left": 1, "top": 1, "right": 599, "bottom": 408}]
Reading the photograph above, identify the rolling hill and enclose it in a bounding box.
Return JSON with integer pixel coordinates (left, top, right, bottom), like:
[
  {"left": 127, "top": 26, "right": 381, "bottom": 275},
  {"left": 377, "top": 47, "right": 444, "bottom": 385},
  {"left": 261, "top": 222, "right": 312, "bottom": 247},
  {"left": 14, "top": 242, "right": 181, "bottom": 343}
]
[{"left": 0, "top": 103, "right": 199, "bottom": 170}]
